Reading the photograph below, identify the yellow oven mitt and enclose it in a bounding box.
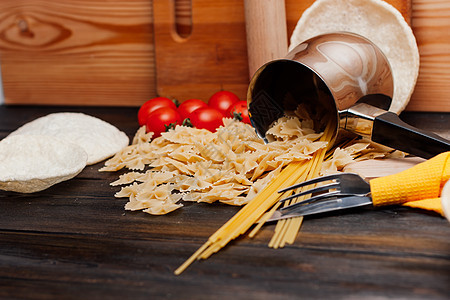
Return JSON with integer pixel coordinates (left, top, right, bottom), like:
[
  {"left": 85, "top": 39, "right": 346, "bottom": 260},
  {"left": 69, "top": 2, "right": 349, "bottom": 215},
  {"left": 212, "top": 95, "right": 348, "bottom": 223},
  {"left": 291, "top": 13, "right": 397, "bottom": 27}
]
[
  {"left": 369, "top": 152, "right": 450, "bottom": 216},
  {"left": 404, "top": 179, "right": 450, "bottom": 219},
  {"left": 402, "top": 198, "right": 443, "bottom": 216}
]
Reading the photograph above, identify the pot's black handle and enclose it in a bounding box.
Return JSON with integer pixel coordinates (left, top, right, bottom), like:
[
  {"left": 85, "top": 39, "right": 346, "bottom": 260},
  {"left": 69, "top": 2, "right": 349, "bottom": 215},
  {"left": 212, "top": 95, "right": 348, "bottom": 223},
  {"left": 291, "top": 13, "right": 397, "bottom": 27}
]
[{"left": 372, "top": 112, "right": 450, "bottom": 159}]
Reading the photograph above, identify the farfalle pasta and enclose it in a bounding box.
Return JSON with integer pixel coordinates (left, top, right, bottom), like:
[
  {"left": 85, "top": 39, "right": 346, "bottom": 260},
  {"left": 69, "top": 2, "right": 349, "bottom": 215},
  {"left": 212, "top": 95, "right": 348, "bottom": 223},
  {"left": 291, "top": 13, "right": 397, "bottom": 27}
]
[{"left": 101, "top": 114, "right": 396, "bottom": 216}]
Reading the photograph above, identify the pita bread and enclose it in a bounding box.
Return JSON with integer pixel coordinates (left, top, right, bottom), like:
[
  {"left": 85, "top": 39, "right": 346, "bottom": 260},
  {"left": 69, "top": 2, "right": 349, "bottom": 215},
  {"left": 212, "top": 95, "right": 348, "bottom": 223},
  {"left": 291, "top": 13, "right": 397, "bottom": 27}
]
[
  {"left": 8, "top": 112, "right": 129, "bottom": 165},
  {"left": 289, "top": 0, "right": 420, "bottom": 113},
  {"left": 0, "top": 135, "right": 87, "bottom": 193},
  {"left": 442, "top": 180, "right": 450, "bottom": 222}
]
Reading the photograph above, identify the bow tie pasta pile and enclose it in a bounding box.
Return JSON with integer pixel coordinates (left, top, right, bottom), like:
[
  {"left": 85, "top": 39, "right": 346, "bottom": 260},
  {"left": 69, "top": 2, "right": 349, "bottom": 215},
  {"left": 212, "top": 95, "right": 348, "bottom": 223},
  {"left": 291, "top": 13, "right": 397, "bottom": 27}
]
[{"left": 101, "top": 116, "right": 400, "bottom": 215}]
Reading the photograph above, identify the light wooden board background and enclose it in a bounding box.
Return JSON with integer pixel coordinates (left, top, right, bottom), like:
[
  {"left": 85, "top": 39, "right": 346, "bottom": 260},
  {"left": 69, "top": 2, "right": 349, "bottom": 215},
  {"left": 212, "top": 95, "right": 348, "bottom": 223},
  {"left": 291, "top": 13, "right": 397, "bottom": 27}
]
[{"left": 0, "top": 0, "right": 448, "bottom": 112}]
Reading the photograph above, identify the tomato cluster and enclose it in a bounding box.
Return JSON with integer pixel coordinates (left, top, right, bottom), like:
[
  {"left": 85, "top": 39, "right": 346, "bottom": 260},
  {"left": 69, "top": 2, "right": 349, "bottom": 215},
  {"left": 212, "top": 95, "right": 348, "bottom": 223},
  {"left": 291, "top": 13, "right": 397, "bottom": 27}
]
[{"left": 137, "top": 91, "right": 251, "bottom": 138}]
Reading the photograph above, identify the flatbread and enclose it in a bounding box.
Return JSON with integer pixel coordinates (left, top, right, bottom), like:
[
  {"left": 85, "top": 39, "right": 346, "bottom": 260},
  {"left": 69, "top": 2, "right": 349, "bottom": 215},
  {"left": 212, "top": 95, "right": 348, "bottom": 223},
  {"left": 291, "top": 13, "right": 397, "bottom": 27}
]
[
  {"left": 442, "top": 180, "right": 450, "bottom": 222},
  {"left": 0, "top": 135, "right": 87, "bottom": 193},
  {"left": 289, "top": 0, "right": 420, "bottom": 113},
  {"left": 8, "top": 112, "right": 129, "bottom": 165}
]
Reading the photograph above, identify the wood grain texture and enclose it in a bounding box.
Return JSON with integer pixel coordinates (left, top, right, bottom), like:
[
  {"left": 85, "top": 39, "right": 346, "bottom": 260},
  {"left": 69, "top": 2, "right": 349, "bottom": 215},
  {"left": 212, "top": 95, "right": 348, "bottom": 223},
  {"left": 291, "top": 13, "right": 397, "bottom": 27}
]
[
  {"left": 153, "top": 0, "right": 414, "bottom": 103},
  {"left": 408, "top": 0, "right": 450, "bottom": 112},
  {"left": 0, "top": 0, "right": 448, "bottom": 112},
  {"left": 153, "top": 0, "right": 250, "bottom": 102},
  {"left": 0, "top": 0, "right": 155, "bottom": 106},
  {"left": 0, "top": 106, "right": 449, "bottom": 299},
  {"left": 174, "top": 0, "right": 193, "bottom": 38},
  {"left": 244, "top": 0, "right": 288, "bottom": 78}
]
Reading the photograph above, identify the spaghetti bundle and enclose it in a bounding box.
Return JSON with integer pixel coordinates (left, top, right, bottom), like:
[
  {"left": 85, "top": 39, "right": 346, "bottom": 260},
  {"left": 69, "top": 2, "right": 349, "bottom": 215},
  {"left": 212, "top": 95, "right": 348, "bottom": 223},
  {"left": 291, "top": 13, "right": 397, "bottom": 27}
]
[{"left": 174, "top": 121, "right": 335, "bottom": 275}]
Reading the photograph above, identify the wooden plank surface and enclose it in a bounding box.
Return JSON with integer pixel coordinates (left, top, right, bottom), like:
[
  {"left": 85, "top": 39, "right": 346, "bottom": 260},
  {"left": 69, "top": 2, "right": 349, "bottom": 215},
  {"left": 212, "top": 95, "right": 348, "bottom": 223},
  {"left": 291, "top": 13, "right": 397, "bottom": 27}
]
[
  {"left": 0, "top": 0, "right": 155, "bottom": 106},
  {"left": 409, "top": 0, "right": 450, "bottom": 112},
  {"left": 0, "top": 0, "right": 448, "bottom": 112},
  {"left": 0, "top": 106, "right": 449, "bottom": 299}
]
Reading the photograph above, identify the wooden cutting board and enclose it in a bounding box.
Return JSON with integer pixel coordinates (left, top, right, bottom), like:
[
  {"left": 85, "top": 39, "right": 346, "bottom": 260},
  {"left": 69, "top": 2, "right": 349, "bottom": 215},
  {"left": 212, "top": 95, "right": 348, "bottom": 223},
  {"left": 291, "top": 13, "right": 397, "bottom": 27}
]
[{"left": 152, "top": 0, "right": 250, "bottom": 102}]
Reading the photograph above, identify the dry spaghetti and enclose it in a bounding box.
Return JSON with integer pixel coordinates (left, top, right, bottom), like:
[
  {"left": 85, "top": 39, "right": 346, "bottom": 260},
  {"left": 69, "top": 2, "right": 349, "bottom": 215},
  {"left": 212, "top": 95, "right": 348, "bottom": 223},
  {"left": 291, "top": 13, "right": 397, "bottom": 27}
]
[{"left": 174, "top": 120, "right": 335, "bottom": 274}]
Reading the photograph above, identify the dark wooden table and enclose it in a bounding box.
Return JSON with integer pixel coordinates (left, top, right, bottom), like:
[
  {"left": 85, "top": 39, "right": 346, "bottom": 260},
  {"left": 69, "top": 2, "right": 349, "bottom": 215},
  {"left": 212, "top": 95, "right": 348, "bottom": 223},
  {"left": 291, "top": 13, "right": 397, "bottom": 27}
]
[{"left": 0, "top": 105, "right": 449, "bottom": 300}]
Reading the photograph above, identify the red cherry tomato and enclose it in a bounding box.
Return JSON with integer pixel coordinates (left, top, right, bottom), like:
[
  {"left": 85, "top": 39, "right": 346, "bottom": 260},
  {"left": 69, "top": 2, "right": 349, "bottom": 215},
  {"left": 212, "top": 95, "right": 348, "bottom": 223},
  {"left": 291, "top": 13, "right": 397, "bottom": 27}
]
[
  {"left": 228, "top": 100, "right": 251, "bottom": 124},
  {"left": 208, "top": 91, "right": 240, "bottom": 116},
  {"left": 177, "top": 99, "right": 208, "bottom": 121},
  {"left": 138, "top": 97, "right": 177, "bottom": 126},
  {"left": 189, "top": 107, "right": 224, "bottom": 132},
  {"left": 145, "top": 107, "right": 182, "bottom": 138}
]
